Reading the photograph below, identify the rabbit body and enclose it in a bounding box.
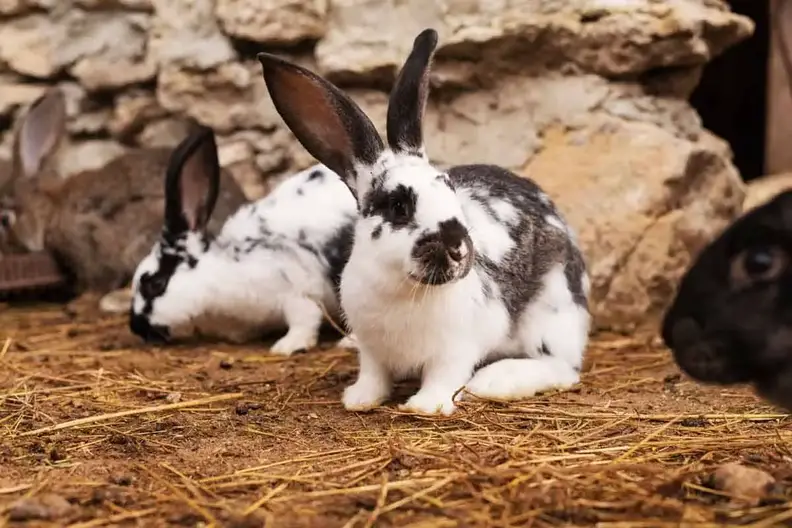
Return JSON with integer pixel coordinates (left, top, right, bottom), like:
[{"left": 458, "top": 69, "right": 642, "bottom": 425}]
[
  {"left": 128, "top": 127, "right": 357, "bottom": 355},
  {"left": 257, "top": 28, "right": 591, "bottom": 415},
  {"left": 340, "top": 162, "right": 589, "bottom": 415}
]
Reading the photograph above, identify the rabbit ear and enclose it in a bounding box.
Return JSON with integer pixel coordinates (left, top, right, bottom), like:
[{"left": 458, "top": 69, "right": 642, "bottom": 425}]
[
  {"left": 13, "top": 88, "right": 66, "bottom": 179},
  {"left": 257, "top": 52, "right": 384, "bottom": 199},
  {"left": 164, "top": 126, "right": 220, "bottom": 235},
  {"left": 386, "top": 29, "right": 438, "bottom": 157}
]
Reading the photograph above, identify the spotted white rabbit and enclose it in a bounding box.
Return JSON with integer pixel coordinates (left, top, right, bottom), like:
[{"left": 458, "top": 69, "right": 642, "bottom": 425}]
[
  {"left": 257, "top": 28, "right": 591, "bottom": 415},
  {"left": 129, "top": 125, "right": 358, "bottom": 355}
]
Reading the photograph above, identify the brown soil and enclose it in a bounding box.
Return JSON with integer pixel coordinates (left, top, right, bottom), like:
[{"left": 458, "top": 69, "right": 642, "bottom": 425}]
[{"left": 1, "top": 299, "right": 791, "bottom": 527}]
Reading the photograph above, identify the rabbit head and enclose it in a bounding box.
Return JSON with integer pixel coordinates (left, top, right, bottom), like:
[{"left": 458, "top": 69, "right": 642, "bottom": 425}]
[
  {"left": 661, "top": 190, "right": 792, "bottom": 410},
  {"left": 1, "top": 88, "right": 66, "bottom": 253},
  {"left": 129, "top": 126, "right": 221, "bottom": 343},
  {"left": 257, "top": 29, "right": 474, "bottom": 288}
]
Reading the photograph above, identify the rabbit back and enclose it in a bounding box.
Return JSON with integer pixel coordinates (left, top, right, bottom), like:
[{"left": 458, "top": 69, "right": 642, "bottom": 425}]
[{"left": 218, "top": 164, "right": 356, "bottom": 291}]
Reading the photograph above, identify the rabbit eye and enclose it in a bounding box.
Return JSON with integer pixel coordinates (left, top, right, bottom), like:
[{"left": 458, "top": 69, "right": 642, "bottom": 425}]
[
  {"left": 141, "top": 273, "right": 168, "bottom": 299},
  {"left": 730, "top": 246, "right": 787, "bottom": 286},
  {"left": 388, "top": 196, "right": 409, "bottom": 221},
  {"left": 0, "top": 210, "right": 14, "bottom": 229}
]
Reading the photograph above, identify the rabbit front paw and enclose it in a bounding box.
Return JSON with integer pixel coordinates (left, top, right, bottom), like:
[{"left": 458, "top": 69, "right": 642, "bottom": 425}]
[
  {"left": 342, "top": 380, "right": 388, "bottom": 411},
  {"left": 399, "top": 389, "right": 456, "bottom": 416},
  {"left": 270, "top": 332, "right": 317, "bottom": 356}
]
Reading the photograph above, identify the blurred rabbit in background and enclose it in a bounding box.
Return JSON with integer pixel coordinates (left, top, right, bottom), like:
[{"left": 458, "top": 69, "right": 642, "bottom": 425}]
[{"left": 0, "top": 88, "right": 249, "bottom": 312}]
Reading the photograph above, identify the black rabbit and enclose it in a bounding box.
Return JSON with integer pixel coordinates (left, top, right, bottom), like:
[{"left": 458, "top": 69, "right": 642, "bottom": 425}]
[{"left": 662, "top": 190, "right": 792, "bottom": 411}]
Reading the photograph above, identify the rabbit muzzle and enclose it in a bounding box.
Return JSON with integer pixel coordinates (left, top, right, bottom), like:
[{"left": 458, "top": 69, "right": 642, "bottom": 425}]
[
  {"left": 409, "top": 218, "right": 473, "bottom": 286},
  {"left": 662, "top": 315, "right": 753, "bottom": 385}
]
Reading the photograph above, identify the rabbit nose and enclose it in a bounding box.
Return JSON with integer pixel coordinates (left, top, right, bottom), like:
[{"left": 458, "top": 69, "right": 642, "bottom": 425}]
[
  {"left": 447, "top": 243, "right": 467, "bottom": 263},
  {"left": 437, "top": 217, "right": 469, "bottom": 261},
  {"left": 668, "top": 318, "right": 702, "bottom": 350}
]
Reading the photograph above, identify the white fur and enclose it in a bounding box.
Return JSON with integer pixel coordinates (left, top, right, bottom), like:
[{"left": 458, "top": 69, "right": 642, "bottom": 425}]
[
  {"left": 340, "top": 153, "right": 591, "bottom": 416},
  {"left": 131, "top": 164, "right": 359, "bottom": 354}
]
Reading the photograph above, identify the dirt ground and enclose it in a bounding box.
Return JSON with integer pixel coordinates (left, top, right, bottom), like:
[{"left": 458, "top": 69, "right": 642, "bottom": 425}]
[{"left": 1, "top": 299, "right": 792, "bottom": 527}]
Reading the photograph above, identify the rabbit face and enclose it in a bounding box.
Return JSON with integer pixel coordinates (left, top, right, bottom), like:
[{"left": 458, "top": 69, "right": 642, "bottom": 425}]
[
  {"left": 130, "top": 233, "right": 208, "bottom": 343},
  {"left": 661, "top": 190, "right": 792, "bottom": 409},
  {"left": 2, "top": 88, "right": 66, "bottom": 253},
  {"left": 129, "top": 126, "right": 220, "bottom": 344},
  {"left": 257, "top": 30, "right": 475, "bottom": 289},
  {"left": 1, "top": 179, "right": 55, "bottom": 252},
  {"left": 356, "top": 153, "right": 474, "bottom": 286}
]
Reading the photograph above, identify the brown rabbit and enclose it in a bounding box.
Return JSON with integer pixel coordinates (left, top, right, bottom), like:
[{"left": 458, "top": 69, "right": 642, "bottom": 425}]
[{"left": 0, "top": 88, "right": 248, "bottom": 296}]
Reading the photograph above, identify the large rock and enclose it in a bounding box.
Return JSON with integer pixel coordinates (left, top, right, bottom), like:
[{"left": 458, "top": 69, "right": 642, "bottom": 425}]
[
  {"left": 346, "top": 74, "right": 708, "bottom": 173},
  {"left": 316, "top": 0, "right": 753, "bottom": 82},
  {"left": 109, "top": 90, "right": 169, "bottom": 141},
  {"left": 526, "top": 120, "right": 744, "bottom": 330},
  {"left": 0, "top": 0, "right": 54, "bottom": 16},
  {"left": 58, "top": 82, "right": 113, "bottom": 136},
  {"left": 135, "top": 117, "right": 193, "bottom": 148},
  {"left": 0, "top": 9, "right": 154, "bottom": 88},
  {"left": 743, "top": 173, "right": 792, "bottom": 213},
  {"left": 0, "top": 14, "right": 58, "bottom": 77},
  {"left": 215, "top": 0, "right": 327, "bottom": 45},
  {"left": 157, "top": 61, "right": 281, "bottom": 134},
  {"left": 148, "top": 0, "right": 235, "bottom": 70}
]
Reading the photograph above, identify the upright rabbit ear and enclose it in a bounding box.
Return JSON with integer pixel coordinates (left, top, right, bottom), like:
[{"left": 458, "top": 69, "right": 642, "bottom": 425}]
[
  {"left": 386, "top": 29, "right": 438, "bottom": 157},
  {"left": 257, "top": 53, "right": 384, "bottom": 199},
  {"left": 164, "top": 126, "right": 220, "bottom": 236},
  {"left": 13, "top": 88, "right": 66, "bottom": 179}
]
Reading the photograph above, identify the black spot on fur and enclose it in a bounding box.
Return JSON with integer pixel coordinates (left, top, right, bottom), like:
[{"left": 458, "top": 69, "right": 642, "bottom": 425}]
[
  {"left": 540, "top": 342, "right": 552, "bottom": 356},
  {"left": 411, "top": 219, "right": 473, "bottom": 285},
  {"left": 371, "top": 224, "right": 383, "bottom": 240},
  {"left": 322, "top": 220, "right": 355, "bottom": 291},
  {"left": 137, "top": 233, "right": 205, "bottom": 319},
  {"left": 564, "top": 244, "right": 588, "bottom": 308},
  {"left": 296, "top": 187, "right": 304, "bottom": 196},
  {"left": 437, "top": 218, "right": 466, "bottom": 251},
  {"left": 361, "top": 182, "right": 418, "bottom": 230},
  {"left": 308, "top": 169, "right": 324, "bottom": 182}
]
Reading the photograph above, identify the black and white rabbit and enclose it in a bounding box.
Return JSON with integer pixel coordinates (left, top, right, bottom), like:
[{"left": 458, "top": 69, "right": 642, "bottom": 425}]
[
  {"left": 662, "top": 190, "right": 792, "bottom": 411},
  {"left": 256, "top": 28, "right": 591, "bottom": 415},
  {"left": 128, "top": 126, "right": 358, "bottom": 355}
]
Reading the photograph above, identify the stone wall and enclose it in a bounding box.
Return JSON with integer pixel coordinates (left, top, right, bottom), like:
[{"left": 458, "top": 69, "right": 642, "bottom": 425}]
[{"left": 0, "top": 0, "right": 755, "bottom": 329}]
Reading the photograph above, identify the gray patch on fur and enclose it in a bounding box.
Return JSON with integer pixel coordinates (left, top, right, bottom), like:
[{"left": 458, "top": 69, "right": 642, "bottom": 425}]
[{"left": 449, "top": 164, "right": 589, "bottom": 336}]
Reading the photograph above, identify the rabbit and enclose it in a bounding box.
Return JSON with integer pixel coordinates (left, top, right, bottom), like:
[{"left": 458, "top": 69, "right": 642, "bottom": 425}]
[
  {"left": 128, "top": 124, "right": 359, "bottom": 355},
  {"left": 256, "top": 28, "right": 591, "bottom": 415},
  {"left": 0, "top": 88, "right": 248, "bottom": 297},
  {"left": 661, "top": 189, "right": 792, "bottom": 412}
]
